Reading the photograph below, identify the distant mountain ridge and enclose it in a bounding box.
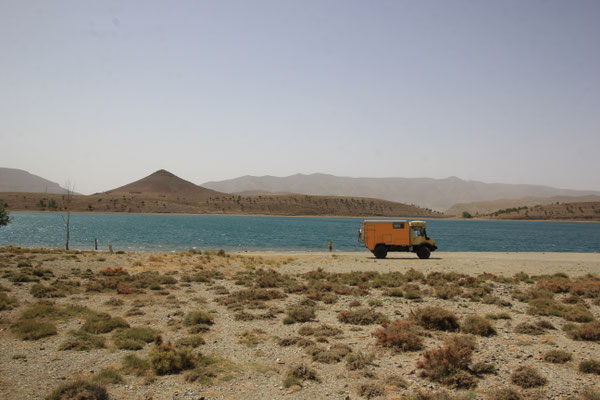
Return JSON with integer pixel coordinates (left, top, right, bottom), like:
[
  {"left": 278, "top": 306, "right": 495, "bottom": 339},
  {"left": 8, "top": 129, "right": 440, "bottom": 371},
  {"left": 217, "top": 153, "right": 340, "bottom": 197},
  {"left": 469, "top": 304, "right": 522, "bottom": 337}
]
[
  {"left": 202, "top": 173, "right": 600, "bottom": 211},
  {"left": 0, "top": 167, "right": 71, "bottom": 194}
]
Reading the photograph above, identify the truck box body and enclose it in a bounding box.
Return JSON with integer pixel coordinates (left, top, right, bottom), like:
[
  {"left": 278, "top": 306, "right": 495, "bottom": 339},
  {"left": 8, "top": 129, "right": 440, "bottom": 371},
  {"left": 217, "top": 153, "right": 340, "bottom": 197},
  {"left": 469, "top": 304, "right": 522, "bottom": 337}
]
[
  {"left": 359, "top": 220, "right": 437, "bottom": 259},
  {"left": 363, "top": 220, "right": 410, "bottom": 251}
]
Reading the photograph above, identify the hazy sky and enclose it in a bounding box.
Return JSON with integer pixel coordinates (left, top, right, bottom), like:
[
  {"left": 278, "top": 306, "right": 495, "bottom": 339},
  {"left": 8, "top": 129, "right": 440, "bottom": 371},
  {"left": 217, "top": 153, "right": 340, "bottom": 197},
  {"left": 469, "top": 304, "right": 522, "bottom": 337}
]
[{"left": 1, "top": 0, "right": 599, "bottom": 194}]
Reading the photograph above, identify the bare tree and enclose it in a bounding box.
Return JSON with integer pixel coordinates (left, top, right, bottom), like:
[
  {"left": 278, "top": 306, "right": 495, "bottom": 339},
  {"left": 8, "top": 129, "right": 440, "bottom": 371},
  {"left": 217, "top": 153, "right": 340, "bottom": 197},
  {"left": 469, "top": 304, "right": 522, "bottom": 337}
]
[{"left": 62, "top": 182, "right": 75, "bottom": 250}]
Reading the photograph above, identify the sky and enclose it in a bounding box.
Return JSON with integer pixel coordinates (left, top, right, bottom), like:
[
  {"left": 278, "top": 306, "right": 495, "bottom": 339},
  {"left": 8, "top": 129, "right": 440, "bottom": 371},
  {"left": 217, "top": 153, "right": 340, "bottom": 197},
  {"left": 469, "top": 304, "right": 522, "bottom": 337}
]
[{"left": 1, "top": 0, "right": 599, "bottom": 195}]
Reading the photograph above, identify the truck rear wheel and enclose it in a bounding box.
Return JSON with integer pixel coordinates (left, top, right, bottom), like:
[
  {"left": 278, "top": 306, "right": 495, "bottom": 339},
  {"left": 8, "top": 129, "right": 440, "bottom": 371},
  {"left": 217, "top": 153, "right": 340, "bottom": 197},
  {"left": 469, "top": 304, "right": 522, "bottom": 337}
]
[
  {"left": 373, "top": 245, "right": 388, "bottom": 259},
  {"left": 417, "top": 246, "right": 431, "bottom": 259}
]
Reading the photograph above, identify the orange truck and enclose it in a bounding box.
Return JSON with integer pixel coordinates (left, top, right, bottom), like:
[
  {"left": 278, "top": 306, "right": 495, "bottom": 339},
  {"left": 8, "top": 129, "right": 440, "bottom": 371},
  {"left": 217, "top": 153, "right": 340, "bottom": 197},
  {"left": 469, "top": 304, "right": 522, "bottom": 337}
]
[{"left": 358, "top": 220, "right": 437, "bottom": 259}]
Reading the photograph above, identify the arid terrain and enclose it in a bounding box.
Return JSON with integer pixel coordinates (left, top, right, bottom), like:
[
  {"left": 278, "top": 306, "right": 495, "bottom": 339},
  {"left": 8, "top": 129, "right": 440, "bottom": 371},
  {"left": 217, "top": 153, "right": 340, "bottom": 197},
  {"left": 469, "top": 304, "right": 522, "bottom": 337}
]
[{"left": 1, "top": 248, "right": 599, "bottom": 400}]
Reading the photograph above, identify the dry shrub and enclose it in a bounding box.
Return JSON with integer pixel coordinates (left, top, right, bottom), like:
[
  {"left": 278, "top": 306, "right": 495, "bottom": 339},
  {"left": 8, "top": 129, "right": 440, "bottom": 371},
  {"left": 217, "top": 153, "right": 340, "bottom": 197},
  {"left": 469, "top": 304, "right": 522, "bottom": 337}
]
[
  {"left": 535, "top": 276, "right": 571, "bottom": 293},
  {"left": 543, "top": 349, "right": 572, "bottom": 364},
  {"left": 82, "top": 313, "right": 129, "bottom": 334},
  {"left": 59, "top": 330, "right": 105, "bottom": 351},
  {"left": 413, "top": 306, "right": 459, "bottom": 331},
  {"left": 371, "top": 320, "right": 423, "bottom": 351},
  {"left": 121, "top": 354, "right": 151, "bottom": 376},
  {"left": 285, "top": 304, "right": 316, "bottom": 323},
  {"left": 567, "top": 321, "right": 600, "bottom": 341},
  {"left": 149, "top": 342, "right": 195, "bottom": 375},
  {"left": 416, "top": 335, "right": 477, "bottom": 388},
  {"left": 283, "top": 364, "right": 319, "bottom": 388},
  {"left": 12, "top": 320, "right": 57, "bottom": 340},
  {"left": 46, "top": 380, "right": 108, "bottom": 400},
  {"left": 486, "top": 388, "right": 522, "bottom": 400},
  {"left": 113, "top": 327, "right": 158, "bottom": 350},
  {"left": 357, "top": 382, "right": 384, "bottom": 399},
  {"left": 579, "top": 359, "right": 600, "bottom": 375},
  {"left": 345, "top": 351, "right": 375, "bottom": 370},
  {"left": 563, "top": 307, "right": 595, "bottom": 323},
  {"left": 510, "top": 366, "right": 547, "bottom": 388},
  {"left": 307, "top": 343, "right": 352, "bottom": 364},
  {"left": 183, "top": 311, "right": 214, "bottom": 326},
  {"left": 298, "top": 324, "right": 342, "bottom": 337},
  {"left": 0, "top": 292, "right": 18, "bottom": 310},
  {"left": 461, "top": 315, "right": 496, "bottom": 336},
  {"left": 470, "top": 361, "right": 496, "bottom": 375},
  {"left": 338, "top": 308, "right": 388, "bottom": 325},
  {"left": 514, "top": 322, "right": 545, "bottom": 335},
  {"left": 571, "top": 276, "right": 600, "bottom": 298}
]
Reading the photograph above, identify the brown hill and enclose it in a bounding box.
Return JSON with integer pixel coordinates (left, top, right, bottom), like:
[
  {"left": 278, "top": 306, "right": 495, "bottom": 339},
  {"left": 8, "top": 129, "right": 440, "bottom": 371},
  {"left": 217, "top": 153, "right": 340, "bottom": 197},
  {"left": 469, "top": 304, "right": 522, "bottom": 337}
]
[
  {"left": 1, "top": 170, "right": 442, "bottom": 217},
  {"left": 483, "top": 201, "right": 600, "bottom": 221},
  {"left": 105, "top": 169, "right": 223, "bottom": 199},
  {"left": 446, "top": 195, "right": 600, "bottom": 217}
]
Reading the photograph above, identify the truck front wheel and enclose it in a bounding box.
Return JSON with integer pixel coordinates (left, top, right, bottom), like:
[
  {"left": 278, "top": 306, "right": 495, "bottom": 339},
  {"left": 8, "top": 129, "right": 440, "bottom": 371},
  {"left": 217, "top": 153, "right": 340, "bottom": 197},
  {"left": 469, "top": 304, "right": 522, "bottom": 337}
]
[
  {"left": 373, "top": 245, "right": 388, "bottom": 259},
  {"left": 417, "top": 246, "right": 431, "bottom": 259}
]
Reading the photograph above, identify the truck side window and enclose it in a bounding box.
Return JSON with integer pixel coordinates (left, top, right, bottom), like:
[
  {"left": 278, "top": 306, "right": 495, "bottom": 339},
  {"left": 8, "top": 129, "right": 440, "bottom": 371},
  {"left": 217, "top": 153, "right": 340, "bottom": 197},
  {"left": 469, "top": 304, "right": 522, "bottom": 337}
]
[{"left": 393, "top": 222, "right": 404, "bottom": 229}]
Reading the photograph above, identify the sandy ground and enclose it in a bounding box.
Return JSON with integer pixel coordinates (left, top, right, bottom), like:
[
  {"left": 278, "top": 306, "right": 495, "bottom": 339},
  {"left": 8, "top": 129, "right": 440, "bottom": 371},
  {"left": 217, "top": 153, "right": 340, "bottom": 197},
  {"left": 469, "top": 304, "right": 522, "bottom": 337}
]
[{"left": 0, "top": 249, "right": 599, "bottom": 400}]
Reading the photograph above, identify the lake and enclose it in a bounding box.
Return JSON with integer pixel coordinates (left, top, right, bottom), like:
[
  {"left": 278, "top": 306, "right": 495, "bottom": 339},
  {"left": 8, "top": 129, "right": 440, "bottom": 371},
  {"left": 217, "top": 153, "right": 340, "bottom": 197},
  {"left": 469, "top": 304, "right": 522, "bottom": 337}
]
[{"left": 0, "top": 212, "right": 599, "bottom": 253}]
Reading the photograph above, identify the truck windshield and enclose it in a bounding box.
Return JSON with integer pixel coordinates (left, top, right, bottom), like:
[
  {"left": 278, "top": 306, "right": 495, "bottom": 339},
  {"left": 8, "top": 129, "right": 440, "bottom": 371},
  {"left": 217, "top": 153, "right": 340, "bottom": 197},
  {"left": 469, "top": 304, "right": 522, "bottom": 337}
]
[{"left": 413, "top": 228, "right": 425, "bottom": 237}]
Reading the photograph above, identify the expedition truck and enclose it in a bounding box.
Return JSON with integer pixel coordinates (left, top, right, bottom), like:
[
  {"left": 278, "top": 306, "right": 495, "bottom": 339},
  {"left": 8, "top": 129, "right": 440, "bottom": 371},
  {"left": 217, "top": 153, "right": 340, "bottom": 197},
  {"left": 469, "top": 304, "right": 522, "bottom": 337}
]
[{"left": 358, "top": 220, "right": 437, "bottom": 259}]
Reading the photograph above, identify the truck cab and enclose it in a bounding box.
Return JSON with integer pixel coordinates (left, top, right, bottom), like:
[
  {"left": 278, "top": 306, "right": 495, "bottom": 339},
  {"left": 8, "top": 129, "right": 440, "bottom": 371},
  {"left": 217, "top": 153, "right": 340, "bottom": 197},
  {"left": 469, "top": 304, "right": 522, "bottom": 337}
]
[{"left": 358, "top": 220, "right": 437, "bottom": 259}]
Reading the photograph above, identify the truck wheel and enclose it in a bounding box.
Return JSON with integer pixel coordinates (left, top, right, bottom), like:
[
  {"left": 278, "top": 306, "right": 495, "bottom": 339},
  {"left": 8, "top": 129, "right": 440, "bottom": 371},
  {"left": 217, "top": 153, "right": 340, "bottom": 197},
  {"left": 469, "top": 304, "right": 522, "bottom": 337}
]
[
  {"left": 417, "top": 246, "right": 431, "bottom": 259},
  {"left": 373, "top": 245, "right": 388, "bottom": 259}
]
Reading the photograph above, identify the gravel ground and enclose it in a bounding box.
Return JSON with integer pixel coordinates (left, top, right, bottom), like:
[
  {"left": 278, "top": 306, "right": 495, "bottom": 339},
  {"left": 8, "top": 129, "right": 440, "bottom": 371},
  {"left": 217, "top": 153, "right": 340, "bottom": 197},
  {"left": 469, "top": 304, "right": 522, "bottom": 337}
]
[{"left": 0, "top": 249, "right": 599, "bottom": 400}]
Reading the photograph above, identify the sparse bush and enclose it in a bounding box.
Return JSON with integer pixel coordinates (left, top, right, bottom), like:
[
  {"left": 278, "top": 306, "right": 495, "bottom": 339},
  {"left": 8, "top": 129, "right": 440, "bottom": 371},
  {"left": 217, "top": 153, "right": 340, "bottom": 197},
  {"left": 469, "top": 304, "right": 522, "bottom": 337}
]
[
  {"left": 298, "top": 324, "right": 342, "bottom": 337},
  {"left": 285, "top": 305, "right": 316, "bottom": 323},
  {"left": 486, "top": 388, "right": 522, "bottom": 400},
  {"left": 92, "top": 367, "right": 123, "bottom": 384},
  {"left": 567, "top": 321, "right": 600, "bottom": 341},
  {"left": 563, "top": 307, "right": 595, "bottom": 323},
  {"left": 113, "top": 327, "right": 158, "bottom": 350},
  {"left": 345, "top": 351, "right": 375, "bottom": 370},
  {"left": 184, "top": 311, "right": 214, "bottom": 326},
  {"left": 283, "top": 364, "right": 319, "bottom": 387},
  {"left": 514, "top": 322, "right": 545, "bottom": 335},
  {"left": 0, "top": 292, "right": 18, "bottom": 310},
  {"left": 338, "top": 308, "right": 388, "bottom": 325},
  {"left": 121, "top": 354, "right": 151, "bottom": 376},
  {"left": 510, "top": 366, "right": 547, "bottom": 388},
  {"left": 46, "top": 380, "right": 108, "bottom": 400},
  {"left": 59, "top": 330, "right": 105, "bottom": 351},
  {"left": 308, "top": 343, "right": 352, "bottom": 364},
  {"left": 461, "top": 315, "right": 496, "bottom": 336},
  {"left": 372, "top": 320, "right": 423, "bottom": 351},
  {"left": 413, "top": 306, "right": 459, "bottom": 331},
  {"left": 149, "top": 342, "right": 195, "bottom": 375},
  {"left": 176, "top": 334, "right": 205, "bottom": 349},
  {"left": 579, "top": 359, "right": 600, "bottom": 375},
  {"left": 486, "top": 312, "right": 511, "bottom": 320},
  {"left": 82, "top": 313, "right": 129, "bottom": 334},
  {"left": 416, "top": 335, "right": 477, "bottom": 388},
  {"left": 12, "top": 320, "right": 57, "bottom": 340},
  {"left": 543, "top": 349, "right": 572, "bottom": 364},
  {"left": 357, "top": 382, "right": 384, "bottom": 399}
]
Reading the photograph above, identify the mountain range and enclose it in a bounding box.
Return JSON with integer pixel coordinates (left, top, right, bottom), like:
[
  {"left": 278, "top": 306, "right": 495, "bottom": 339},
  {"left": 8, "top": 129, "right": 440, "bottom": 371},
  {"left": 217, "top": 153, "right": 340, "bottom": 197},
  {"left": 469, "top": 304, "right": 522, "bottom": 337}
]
[
  {"left": 202, "top": 173, "right": 600, "bottom": 211},
  {"left": 0, "top": 168, "right": 71, "bottom": 194}
]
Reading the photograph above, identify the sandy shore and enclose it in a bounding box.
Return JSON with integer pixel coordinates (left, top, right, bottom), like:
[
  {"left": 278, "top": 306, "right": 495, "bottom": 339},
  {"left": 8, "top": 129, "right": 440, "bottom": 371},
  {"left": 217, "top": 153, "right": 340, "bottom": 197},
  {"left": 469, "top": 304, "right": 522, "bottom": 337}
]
[{"left": 245, "top": 251, "right": 600, "bottom": 276}]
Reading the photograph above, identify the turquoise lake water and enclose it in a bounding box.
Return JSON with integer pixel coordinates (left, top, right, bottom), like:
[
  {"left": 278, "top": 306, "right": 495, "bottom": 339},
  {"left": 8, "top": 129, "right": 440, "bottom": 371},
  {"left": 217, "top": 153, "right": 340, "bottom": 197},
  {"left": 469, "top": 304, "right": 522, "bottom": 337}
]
[{"left": 0, "top": 212, "right": 599, "bottom": 253}]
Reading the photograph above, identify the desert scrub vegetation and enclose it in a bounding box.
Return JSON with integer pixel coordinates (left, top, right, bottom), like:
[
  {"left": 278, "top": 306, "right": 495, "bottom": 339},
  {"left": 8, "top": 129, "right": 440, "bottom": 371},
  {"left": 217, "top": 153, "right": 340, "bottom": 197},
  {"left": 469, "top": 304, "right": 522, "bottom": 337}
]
[
  {"left": 113, "top": 326, "right": 158, "bottom": 350},
  {"left": 0, "top": 291, "right": 18, "bottom": 310},
  {"left": 416, "top": 334, "right": 478, "bottom": 388},
  {"left": 46, "top": 380, "right": 108, "bottom": 400},
  {"left": 337, "top": 308, "right": 388, "bottom": 325},
  {"left": 542, "top": 349, "right": 572, "bottom": 364},
  {"left": 92, "top": 367, "right": 124, "bottom": 385},
  {"left": 412, "top": 306, "right": 459, "bottom": 331},
  {"left": 510, "top": 366, "right": 547, "bottom": 388},
  {"left": 372, "top": 320, "right": 424, "bottom": 351},
  {"left": 60, "top": 330, "right": 106, "bottom": 351},
  {"left": 306, "top": 343, "right": 352, "bottom": 364},
  {"left": 297, "top": 324, "right": 342, "bottom": 338},
  {"left": 284, "top": 304, "right": 316, "bottom": 324},
  {"left": 461, "top": 315, "right": 496, "bottom": 336},
  {"left": 82, "top": 312, "right": 129, "bottom": 334},
  {"left": 485, "top": 388, "right": 523, "bottom": 400},
  {"left": 579, "top": 359, "right": 600, "bottom": 375},
  {"left": 566, "top": 321, "right": 600, "bottom": 341},
  {"left": 121, "top": 354, "right": 151, "bottom": 376},
  {"left": 176, "top": 334, "right": 205, "bottom": 349},
  {"left": 513, "top": 322, "right": 546, "bottom": 335},
  {"left": 149, "top": 340, "right": 196, "bottom": 375},
  {"left": 11, "top": 302, "right": 94, "bottom": 341},
  {"left": 345, "top": 350, "right": 375, "bottom": 370},
  {"left": 357, "top": 382, "right": 385, "bottom": 399},
  {"left": 283, "top": 364, "right": 319, "bottom": 388},
  {"left": 30, "top": 280, "right": 80, "bottom": 298}
]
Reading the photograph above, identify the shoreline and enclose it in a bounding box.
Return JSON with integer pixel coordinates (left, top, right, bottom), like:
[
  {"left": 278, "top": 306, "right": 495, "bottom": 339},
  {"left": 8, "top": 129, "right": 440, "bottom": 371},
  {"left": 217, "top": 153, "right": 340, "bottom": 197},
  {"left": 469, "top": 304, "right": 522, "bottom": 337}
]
[{"left": 5, "top": 209, "right": 599, "bottom": 223}]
